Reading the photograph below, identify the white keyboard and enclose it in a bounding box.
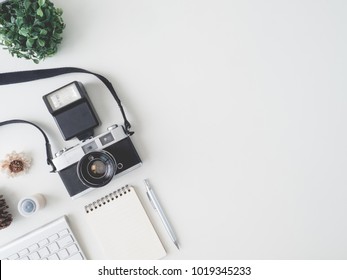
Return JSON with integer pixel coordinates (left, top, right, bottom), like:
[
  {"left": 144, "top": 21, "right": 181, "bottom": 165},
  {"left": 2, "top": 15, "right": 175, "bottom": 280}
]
[{"left": 0, "top": 216, "right": 86, "bottom": 260}]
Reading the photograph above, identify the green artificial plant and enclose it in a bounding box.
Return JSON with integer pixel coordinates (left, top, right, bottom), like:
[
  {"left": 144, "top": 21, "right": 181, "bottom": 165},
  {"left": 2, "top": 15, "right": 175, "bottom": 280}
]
[{"left": 0, "top": 0, "right": 65, "bottom": 63}]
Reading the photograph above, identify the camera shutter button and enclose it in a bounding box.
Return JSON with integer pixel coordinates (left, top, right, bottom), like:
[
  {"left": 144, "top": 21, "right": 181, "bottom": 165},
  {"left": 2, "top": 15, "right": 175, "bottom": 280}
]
[
  {"left": 107, "top": 124, "right": 118, "bottom": 131},
  {"left": 55, "top": 148, "right": 66, "bottom": 157}
]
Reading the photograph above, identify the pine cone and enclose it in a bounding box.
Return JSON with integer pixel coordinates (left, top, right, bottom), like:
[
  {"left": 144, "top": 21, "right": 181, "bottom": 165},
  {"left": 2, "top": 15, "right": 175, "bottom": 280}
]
[{"left": 0, "top": 195, "right": 12, "bottom": 230}]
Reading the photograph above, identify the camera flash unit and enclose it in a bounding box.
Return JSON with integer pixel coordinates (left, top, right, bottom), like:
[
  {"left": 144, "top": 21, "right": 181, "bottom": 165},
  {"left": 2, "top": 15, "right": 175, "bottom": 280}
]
[{"left": 43, "top": 81, "right": 99, "bottom": 141}]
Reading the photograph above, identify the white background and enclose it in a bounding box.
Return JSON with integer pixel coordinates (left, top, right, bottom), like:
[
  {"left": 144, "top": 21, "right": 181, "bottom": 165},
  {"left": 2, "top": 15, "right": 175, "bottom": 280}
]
[{"left": 0, "top": 0, "right": 346, "bottom": 259}]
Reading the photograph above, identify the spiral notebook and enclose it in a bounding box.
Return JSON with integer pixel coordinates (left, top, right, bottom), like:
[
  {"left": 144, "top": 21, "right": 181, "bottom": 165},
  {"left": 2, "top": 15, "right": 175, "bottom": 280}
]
[{"left": 83, "top": 185, "right": 166, "bottom": 259}]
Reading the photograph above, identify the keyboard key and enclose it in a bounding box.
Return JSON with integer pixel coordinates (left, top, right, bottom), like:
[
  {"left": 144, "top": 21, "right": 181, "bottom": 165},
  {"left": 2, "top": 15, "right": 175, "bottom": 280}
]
[
  {"left": 38, "top": 238, "right": 49, "bottom": 247},
  {"left": 48, "top": 234, "right": 59, "bottom": 242},
  {"left": 28, "top": 244, "right": 39, "bottom": 252},
  {"left": 8, "top": 253, "right": 19, "bottom": 260},
  {"left": 58, "top": 229, "right": 69, "bottom": 237},
  {"left": 38, "top": 247, "right": 50, "bottom": 258},
  {"left": 48, "top": 254, "right": 59, "bottom": 260},
  {"left": 66, "top": 244, "right": 79, "bottom": 255},
  {"left": 18, "top": 248, "right": 29, "bottom": 257},
  {"left": 57, "top": 249, "right": 69, "bottom": 260},
  {"left": 48, "top": 242, "right": 60, "bottom": 253},
  {"left": 57, "top": 235, "right": 73, "bottom": 248},
  {"left": 28, "top": 252, "right": 40, "bottom": 260},
  {"left": 67, "top": 253, "right": 84, "bottom": 260}
]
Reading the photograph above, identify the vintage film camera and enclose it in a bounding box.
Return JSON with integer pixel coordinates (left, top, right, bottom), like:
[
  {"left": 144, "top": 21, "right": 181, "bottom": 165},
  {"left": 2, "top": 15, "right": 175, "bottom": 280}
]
[{"left": 43, "top": 81, "right": 142, "bottom": 199}]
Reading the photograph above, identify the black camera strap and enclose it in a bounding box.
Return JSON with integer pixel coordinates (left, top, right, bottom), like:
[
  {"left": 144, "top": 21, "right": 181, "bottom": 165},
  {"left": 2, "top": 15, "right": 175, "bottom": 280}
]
[
  {"left": 0, "top": 67, "right": 134, "bottom": 173},
  {"left": 0, "top": 119, "right": 56, "bottom": 172}
]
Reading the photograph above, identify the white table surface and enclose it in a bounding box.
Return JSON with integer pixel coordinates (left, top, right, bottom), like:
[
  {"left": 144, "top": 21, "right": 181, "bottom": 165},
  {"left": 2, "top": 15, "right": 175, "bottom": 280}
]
[{"left": 0, "top": 0, "right": 347, "bottom": 259}]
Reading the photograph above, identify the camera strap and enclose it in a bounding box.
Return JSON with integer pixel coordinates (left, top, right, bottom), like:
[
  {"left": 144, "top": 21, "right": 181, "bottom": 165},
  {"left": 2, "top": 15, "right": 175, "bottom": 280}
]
[
  {"left": 0, "top": 67, "right": 134, "bottom": 173},
  {"left": 0, "top": 119, "right": 56, "bottom": 172}
]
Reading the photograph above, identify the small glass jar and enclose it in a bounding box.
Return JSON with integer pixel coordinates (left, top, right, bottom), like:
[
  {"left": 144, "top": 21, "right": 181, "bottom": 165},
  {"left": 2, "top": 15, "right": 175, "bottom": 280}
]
[{"left": 18, "top": 194, "right": 46, "bottom": 217}]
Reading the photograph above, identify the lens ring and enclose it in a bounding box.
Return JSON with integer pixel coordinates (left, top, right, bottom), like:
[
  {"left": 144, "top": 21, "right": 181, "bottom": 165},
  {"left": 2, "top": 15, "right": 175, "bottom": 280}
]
[{"left": 77, "top": 151, "right": 117, "bottom": 188}]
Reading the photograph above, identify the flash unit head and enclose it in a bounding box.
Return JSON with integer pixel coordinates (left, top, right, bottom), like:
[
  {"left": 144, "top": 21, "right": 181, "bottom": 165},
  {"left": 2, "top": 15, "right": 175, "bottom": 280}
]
[{"left": 43, "top": 81, "right": 99, "bottom": 141}]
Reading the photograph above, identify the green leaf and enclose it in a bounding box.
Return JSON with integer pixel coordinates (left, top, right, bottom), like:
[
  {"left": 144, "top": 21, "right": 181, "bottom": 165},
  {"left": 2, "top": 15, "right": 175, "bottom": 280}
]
[
  {"left": 38, "top": 0, "right": 46, "bottom": 7},
  {"left": 15, "top": 17, "right": 24, "bottom": 27},
  {"left": 18, "top": 28, "right": 29, "bottom": 37},
  {"left": 24, "top": 0, "right": 31, "bottom": 10},
  {"left": 44, "top": 8, "right": 51, "bottom": 20},
  {"left": 38, "top": 39, "right": 45, "bottom": 47},
  {"left": 26, "top": 38, "right": 35, "bottom": 48},
  {"left": 36, "top": 8, "right": 43, "bottom": 17},
  {"left": 56, "top": 8, "right": 63, "bottom": 16},
  {"left": 39, "top": 29, "right": 48, "bottom": 35}
]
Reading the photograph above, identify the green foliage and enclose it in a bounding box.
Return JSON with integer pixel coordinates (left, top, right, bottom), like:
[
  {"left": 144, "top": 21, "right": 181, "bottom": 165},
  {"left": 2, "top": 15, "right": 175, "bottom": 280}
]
[{"left": 0, "top": 0, "right": 65, "bottom": 63}]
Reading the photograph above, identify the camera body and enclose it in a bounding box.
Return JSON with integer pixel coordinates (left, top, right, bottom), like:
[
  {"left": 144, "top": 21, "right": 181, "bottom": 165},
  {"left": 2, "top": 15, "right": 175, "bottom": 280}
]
[{"left": 52, "top": 124, "right": 142, "bottom": 199}]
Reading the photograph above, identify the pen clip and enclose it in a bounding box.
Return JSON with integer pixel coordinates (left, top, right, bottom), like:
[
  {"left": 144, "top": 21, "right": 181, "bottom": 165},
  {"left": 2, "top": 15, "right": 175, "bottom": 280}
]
[{"left": 146, "top": 192, "right": 157, "bottom": 210}]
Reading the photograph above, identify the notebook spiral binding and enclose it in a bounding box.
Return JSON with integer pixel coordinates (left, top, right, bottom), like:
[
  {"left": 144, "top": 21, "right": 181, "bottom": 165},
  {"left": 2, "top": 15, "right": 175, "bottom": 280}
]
[{"left": 84, "top": 185, "right": 131, "bottom": 214}]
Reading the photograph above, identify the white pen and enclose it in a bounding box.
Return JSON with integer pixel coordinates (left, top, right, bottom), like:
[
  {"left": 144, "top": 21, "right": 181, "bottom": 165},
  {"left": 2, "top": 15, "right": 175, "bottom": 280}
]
[{"left": 144, "top": 179, "right": 180, "bottom": 250}]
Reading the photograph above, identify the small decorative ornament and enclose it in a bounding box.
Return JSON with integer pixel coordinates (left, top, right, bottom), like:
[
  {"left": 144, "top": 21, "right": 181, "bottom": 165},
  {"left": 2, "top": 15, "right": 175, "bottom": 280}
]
[{"left": 0, "top": 151, "right": 31, "bottom": 177}]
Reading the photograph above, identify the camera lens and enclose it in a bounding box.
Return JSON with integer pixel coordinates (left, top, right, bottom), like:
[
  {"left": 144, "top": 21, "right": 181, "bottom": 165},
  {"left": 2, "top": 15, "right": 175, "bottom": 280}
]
[
  {"left": 89, "top": 160, "right": 107, "bottom": 177},
  {"left": 77, "top": 151, "right": 116, "bottom": 188}
]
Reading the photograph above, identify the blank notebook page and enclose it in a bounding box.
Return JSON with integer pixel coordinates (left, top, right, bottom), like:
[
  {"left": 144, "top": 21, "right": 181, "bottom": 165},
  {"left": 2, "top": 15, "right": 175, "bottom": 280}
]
[{"left": 83, "top": 185, "right": 166, "bottom": 259}]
